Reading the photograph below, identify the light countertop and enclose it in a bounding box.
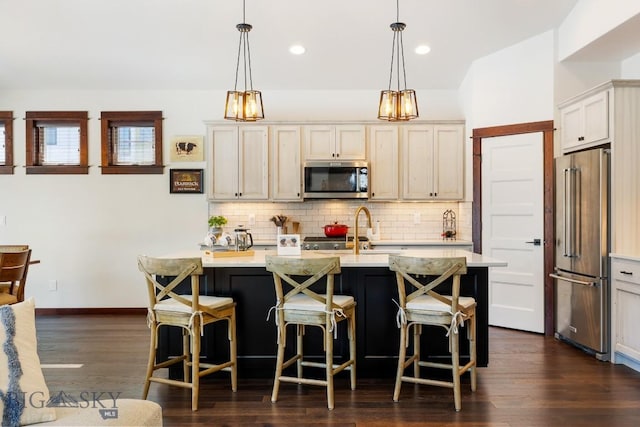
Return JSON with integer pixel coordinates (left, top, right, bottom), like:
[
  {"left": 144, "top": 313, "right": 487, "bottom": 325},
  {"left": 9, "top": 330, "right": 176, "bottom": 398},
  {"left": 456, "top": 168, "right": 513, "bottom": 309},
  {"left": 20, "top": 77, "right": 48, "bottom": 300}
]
[
  {"left": 610, "top": 253, "right": 640, "bottom": 263},
  {"left": 251, "top": 239, "right": 473, "bottom": 247},
  {"left": 168, "top": 249, "right": 506, "bottom": 269}
]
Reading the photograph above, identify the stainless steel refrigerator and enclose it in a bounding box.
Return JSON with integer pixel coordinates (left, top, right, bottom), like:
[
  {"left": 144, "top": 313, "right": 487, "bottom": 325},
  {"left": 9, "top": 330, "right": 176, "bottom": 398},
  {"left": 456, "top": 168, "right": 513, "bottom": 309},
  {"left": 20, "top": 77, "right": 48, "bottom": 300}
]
[{"left": 551, "top": 148, "right": 610, "bottom": 361}]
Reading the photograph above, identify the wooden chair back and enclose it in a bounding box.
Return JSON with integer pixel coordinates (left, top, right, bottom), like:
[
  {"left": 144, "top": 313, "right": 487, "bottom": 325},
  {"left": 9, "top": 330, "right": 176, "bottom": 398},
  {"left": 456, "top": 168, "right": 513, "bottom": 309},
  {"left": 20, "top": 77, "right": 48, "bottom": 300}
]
[
  {"left": 388, "top": 256, "right": 467, "bottom": 312},
  {"left": 137, "top": 256, "right": 204, "bottom": 313},
  {"left": 265, "top": 255, "right": 341, "bottom": 311},
  {"left": 0, "top": 249, "right": 32, "bottom": 303}
]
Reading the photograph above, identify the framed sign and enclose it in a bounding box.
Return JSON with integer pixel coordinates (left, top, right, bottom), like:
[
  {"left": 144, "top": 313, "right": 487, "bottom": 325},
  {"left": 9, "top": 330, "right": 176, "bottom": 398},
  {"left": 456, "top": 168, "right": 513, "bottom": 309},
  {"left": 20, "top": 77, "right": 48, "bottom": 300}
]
[{"left": 169, "top": 169, "right": 203, "bottom": 194}]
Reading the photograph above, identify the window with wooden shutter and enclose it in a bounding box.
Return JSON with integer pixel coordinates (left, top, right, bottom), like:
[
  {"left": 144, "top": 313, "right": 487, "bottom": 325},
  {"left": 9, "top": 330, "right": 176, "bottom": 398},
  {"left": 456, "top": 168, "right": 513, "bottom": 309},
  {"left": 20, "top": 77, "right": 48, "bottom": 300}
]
[
  {"left": 100, "top": 111, "right": 163, "bottom": 174},
  {"left": 25, "top": 111, "right": 88, "bottom": 175}
]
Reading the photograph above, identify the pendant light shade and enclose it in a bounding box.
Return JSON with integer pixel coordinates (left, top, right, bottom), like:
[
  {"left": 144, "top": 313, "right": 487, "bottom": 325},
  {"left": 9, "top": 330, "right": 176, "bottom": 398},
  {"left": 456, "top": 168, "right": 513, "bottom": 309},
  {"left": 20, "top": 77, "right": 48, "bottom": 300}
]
[
  {"left": 224, "top": 1, "right": 264, "bottom": 121},
  {"left": 377, "top": 2, "right": 418, "bottom": 121}
]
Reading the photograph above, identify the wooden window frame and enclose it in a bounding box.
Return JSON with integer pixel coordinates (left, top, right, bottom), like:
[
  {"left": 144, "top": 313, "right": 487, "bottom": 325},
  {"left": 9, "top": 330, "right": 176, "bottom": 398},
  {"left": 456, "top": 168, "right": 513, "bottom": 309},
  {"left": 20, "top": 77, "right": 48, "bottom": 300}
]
[
  {"left": 25, "top": 111, "right": 89, "bottom": 175},
  {"left": 0, "top": 111, "right": 14, "bottom": 175},
  {"left": 100, "top": 111, "right": 164, "bottom": 175}
]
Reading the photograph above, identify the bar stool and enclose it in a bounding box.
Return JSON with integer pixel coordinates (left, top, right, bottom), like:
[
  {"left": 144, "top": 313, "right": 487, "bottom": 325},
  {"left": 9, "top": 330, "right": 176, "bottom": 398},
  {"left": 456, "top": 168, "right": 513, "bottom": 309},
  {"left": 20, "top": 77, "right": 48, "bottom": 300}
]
[
  {"left": 389, "top": 255, "right": 476, "bottom": 411},
  {"left": 265, "top": 255, "right": 356, "bottom": 410},
  {"left": 138, "top": 255, "right": 237, "bottom": 411}
]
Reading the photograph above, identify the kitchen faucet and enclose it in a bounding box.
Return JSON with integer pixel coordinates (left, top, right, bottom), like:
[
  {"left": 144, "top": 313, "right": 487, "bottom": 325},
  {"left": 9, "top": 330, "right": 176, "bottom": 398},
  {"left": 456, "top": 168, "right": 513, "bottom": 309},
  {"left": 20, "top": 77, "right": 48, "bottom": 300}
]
[{"left": 353, "top": 206, "right": 372, "bottom": 255}]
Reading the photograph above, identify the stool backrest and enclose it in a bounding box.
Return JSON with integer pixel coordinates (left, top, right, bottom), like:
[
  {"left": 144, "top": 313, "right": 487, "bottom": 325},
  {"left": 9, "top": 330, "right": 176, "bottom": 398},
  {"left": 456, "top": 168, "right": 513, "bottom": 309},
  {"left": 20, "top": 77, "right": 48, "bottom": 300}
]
[
  {"left": 137, "top": 256, "right": 204, "bottom": 311},
  {"left": 265, "top": 255, "right": 341, "bottom": 310},
  {"left": 0, "top": 249, "right": 32, "bottom": 303},
  {"left": 388, "top": 256, "right": 467, "bottom": 311}
]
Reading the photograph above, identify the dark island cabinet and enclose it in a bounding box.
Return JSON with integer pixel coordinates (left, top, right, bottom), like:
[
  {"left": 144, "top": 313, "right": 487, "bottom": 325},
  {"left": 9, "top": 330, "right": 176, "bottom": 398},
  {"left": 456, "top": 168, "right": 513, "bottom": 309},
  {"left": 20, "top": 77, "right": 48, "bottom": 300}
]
[{"left": 158, "top": 266, "right": 489, "bottom": 379}]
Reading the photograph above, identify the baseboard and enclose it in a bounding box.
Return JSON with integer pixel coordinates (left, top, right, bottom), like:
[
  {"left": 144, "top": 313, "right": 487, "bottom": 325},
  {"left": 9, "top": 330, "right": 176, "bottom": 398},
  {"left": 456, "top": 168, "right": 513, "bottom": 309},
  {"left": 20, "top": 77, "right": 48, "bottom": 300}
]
[{"left": 35, "top": 307, "right": 147, "bottom": 315}]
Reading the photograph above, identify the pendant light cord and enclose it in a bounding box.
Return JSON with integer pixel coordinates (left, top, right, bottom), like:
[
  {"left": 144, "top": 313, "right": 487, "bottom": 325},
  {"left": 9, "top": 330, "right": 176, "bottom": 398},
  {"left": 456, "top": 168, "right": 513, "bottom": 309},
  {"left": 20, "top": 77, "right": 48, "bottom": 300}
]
[
  {"left": 386, "top": 0, "right": 408, "bottom": 92},
  {"left": 232, "top": 0, "right": 255, "bottom": 92}
]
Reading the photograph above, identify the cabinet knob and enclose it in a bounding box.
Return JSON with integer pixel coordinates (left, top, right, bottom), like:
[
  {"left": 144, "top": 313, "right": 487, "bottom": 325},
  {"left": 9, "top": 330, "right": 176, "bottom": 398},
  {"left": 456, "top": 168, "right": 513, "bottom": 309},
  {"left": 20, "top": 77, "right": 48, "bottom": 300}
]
[{"left": 620, "top": 271, "right": 633, "bottom": 275}]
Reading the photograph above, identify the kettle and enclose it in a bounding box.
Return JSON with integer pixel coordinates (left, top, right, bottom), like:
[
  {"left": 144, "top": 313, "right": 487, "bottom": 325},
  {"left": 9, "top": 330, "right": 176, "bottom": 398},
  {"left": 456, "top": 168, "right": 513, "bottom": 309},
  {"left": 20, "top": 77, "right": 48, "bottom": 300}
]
[{"left": 234, "top": 227, "right": 254, "bottom": 251}]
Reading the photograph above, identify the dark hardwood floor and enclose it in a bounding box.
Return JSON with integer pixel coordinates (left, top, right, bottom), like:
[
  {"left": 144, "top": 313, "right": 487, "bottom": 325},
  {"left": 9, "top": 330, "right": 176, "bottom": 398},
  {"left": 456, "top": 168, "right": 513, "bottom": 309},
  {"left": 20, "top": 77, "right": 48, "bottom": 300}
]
[{"left": 35, "top": 314, "right": 640, "bottom": 426}]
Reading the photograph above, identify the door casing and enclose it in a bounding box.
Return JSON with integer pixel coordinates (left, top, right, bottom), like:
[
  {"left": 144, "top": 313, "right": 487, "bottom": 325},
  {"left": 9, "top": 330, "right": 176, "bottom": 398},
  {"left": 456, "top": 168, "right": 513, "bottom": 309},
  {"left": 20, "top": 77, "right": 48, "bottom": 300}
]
[{"left": 472, "top": 120, "right": 555, "bottom": 336}]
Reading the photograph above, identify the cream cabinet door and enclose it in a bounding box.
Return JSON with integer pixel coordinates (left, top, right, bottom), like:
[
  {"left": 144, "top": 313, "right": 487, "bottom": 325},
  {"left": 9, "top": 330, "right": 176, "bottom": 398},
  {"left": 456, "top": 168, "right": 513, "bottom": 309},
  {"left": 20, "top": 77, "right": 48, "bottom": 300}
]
[
  {"left": 560, "top": 90, "right": 609, "bottom": 153},
  {"left": 208, "top": 126, "right": 268, "bottom": 200},
  {"left": 303, "top": 125, "right": 366, "bottom": 160},
  {"left": 209, "top": 126, "right": 240, "bottom": 200},
  {"left": 402, "top": 125, "right": 434, "bottom": 200},
  {"left": 303, "top": 125, "right": 335, "bottom": 160},
  {"left": 611, "top": 257, "right": 640, "bottom": 366},
  {"left": 432, "top": 125, "right": 464, "bottom": 200},
  {"left": 238, "top": 127, "right": 269, "bottom": 200},
  {"left": 271, "top": 126, "right": 302, "bottom": 201},
  {"left": 368, "top": 125, "right": 398, "bottom": 200},
  {"left": 335, "top": 125, "right": 366, "bottom": 160}
]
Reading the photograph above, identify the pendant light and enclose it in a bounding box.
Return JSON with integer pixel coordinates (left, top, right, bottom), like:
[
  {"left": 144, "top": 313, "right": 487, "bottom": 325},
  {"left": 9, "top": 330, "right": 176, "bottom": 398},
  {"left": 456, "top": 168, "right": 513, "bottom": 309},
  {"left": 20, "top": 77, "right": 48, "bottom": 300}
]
[
  {"left": 377, "top": 0, "right": 418, "bottom": 121},
  {"left": 224, "top": 0, "right": 264, "bottom": 121}
]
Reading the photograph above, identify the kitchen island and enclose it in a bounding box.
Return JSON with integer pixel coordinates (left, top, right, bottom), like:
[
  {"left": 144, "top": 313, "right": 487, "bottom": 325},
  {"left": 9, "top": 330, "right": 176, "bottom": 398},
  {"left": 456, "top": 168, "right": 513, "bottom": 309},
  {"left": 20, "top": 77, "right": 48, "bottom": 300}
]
[{"left": 158, "top": 249, "right": 506, "bottom": 378}]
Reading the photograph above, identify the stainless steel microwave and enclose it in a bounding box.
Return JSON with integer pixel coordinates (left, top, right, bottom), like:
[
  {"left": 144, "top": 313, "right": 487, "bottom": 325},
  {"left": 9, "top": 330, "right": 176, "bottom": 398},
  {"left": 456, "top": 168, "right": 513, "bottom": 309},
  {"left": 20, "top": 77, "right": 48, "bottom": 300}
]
[{"left": 303, "top": 161, "right": 369, "bottom": 199}]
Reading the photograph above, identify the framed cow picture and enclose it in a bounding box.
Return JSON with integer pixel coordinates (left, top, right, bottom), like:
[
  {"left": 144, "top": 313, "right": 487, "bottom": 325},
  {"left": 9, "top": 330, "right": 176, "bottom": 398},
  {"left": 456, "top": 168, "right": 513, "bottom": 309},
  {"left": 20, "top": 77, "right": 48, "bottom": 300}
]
[
  {"left": 170, "top": 135, "right": 204, "bottom": 162},
  {"left": 170, "top": 169, "right": 204, "bottom": 194}
]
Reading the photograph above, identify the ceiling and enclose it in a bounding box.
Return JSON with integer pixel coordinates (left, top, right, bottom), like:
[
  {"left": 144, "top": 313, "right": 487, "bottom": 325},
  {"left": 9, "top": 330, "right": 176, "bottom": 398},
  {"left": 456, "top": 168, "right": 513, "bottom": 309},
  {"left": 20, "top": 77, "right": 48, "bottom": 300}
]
[{"left": 0, "top": 0, "right": 610, "bottom": 92}]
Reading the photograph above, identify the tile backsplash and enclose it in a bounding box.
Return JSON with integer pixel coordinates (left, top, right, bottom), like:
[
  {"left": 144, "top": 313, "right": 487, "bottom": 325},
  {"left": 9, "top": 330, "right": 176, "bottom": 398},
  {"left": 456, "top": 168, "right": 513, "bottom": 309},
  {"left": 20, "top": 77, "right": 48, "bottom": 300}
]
[{"left": 208, "top": 200, "right": 472, "bottom": 242}]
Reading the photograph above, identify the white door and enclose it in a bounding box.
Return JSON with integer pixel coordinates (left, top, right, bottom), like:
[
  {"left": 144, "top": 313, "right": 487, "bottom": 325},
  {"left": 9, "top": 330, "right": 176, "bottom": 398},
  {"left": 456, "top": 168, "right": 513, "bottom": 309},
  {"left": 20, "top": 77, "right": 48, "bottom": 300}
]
[{"left": 482, "top": 133, "right": 544, "bottom": 333}]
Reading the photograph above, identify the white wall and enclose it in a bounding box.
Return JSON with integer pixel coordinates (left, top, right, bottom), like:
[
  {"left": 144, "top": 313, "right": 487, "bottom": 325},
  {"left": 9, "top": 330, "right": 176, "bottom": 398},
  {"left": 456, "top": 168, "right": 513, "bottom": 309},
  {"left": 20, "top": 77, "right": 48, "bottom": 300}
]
[
  {"left": 459, "top": 31, "right": 556, "bottom": 202},
  {"left": 622, "top": 51, "right": 640, "bottom": 77},
  {"left": 0, "top": 88, "right": 462, "bottom": 308},
  {"left": 558, "top": 0, "right": 640, "bottom": 61}
]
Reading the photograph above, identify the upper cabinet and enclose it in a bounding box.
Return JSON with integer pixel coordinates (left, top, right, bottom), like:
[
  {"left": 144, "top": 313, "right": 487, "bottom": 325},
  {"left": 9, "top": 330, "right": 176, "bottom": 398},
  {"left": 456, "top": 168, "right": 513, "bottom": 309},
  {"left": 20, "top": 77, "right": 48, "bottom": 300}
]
[
  {"left": 303, "top": 125, "right": 366, "bottom": 160},
  {"left": 205, "top": 120, "right": 464, "bottom": 203},
  {"left": 401, "top": 124, "right": 464, "bottom": 200},
  {"left": 207, "top": 125, "right": 269, "bottom": 200},
  {"left": 368, "top": 125, "right": 399, "bottom": 201},
  {"left": 559, "top": 88, "right": 609, "bottom": 153},
  {"left": 271, "top": 125, "right": 302, "bottom": 201}
]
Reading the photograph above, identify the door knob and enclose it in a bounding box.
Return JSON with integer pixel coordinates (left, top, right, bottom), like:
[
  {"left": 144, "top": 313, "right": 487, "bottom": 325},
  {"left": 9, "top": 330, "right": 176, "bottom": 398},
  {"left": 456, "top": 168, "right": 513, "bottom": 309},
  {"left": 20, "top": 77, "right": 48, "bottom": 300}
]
[{"left": 525, "top": 239, "right": 541, "bottom": 246}]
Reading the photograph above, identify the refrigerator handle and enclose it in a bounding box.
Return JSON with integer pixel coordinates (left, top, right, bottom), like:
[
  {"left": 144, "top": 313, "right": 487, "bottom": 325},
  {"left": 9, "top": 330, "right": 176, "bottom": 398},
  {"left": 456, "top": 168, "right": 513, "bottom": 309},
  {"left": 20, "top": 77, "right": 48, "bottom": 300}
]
[
  {"left": 563, "top": 168, "right": 573, "bottom": 257},
  {"left": 550, "top": 273, "right": 598, "bottom": 287}
]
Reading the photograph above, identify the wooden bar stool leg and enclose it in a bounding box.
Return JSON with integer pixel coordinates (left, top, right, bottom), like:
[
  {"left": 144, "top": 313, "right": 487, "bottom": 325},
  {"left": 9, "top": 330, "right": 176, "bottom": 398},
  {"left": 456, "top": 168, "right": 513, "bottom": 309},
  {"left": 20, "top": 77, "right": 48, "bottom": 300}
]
[
  {"left": 182, "top": 329, "right": 190, "bottom": 383},
  {"left": 191, "top": 320, "right": 201, "bottom": 411},
  {"left": 413, "top": 324, "right": 421, "bottom": 379},
  {"left": 470, "top": 315, "right": 477, "bottom": 391},
  {"left": 451, "top": 331, "right": 461, "bottom": 412},
  {"left": 229, "top": 309, "right": 238, "bottom": 392},
  {"left": 349, "top": 314, "right": 357, "bottom": 390},
  {"left": 326, "top": 322, "right": 334, "bottom": 410},
  {"left": 271, "top": 324, "right": 286, "bottom": 403},
  {"left": 393, "top": 322, "right": 408, "bottom": 401},
  {"left": 297, "top": 324, "right": 304, "bottom": 379},
  {"left": 142, "top": 323, "right": 157, "bottom": 399}
]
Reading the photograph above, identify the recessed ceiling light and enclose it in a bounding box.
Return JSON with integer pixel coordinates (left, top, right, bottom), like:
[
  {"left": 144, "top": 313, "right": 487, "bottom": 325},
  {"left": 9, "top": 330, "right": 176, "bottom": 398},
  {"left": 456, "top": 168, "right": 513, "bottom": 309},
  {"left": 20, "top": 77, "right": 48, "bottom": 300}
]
[
  {"left": 289, "top": 45, "right": 306, "bottom": 55},
  {"left": 415, "top": 45, "right": 431, "bottom": 55}
]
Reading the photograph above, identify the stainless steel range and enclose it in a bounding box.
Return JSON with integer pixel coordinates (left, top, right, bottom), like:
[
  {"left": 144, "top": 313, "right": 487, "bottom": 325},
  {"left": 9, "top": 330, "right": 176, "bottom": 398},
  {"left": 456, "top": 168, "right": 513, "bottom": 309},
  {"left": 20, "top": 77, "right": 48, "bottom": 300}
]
[{"left": 302, "top": 236, "right": 370, "bottom": 251}]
